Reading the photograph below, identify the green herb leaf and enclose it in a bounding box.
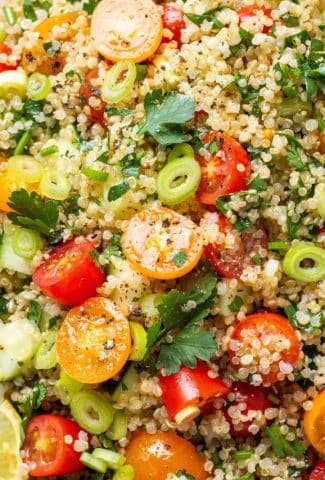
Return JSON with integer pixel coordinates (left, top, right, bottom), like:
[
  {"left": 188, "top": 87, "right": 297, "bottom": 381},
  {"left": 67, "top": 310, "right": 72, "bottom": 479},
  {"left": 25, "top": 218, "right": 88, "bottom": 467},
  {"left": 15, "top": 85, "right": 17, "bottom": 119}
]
[
  {"left": 16, "top": 381, "right": 47, "bottom": 428},
  {"left": 284, "top": 303, "right": 324, "bottom": 333},
  {"left": 252, "top": 253, "right": 262, "bottom": 265},
  {"left": 284, "top": 30, "right": 309, "bottom": 47},
  {"left": 90, "top": 249, "right": 101, "bottom": 269},
  {"left": 107, "top": 182, "right": 130, "bottom": 202},
  {"left": 106, "top": 107, "right": 133, "bottom": 117},
  {"left": 234, "top": 217, "right": 252, "bottom": 232},
  {"left": 264, "top": 424, "right": 304, "bottom": 458},
  {"left": 186, "top": 10, "right": 224, "bottom": 30},
  {"left": 27, "top": 300, "right": 42, "bottom": 327},
  {"left": 43, "top": 40, "right": 61, "bottom": 57},
  {"left": 48, "top": 315, "right": 61, "bottom": 329},
  {"left": 121, "top": 152, "right": 144, "bottom": 179},
  {"left": 286, "top": 214, "right": 302, "bottom": 240},
  {"left": 228, "top": 296, "right": 244, "bottom": 312},
  {"left": 82, "top": 0, "right": 100, "bottom": 14},
  {"left": 96, "top": 151, "right": 109, "bottom": 164},
  {"left": 103, "top": 233, "right": 124, "bottom": 259},
  {"left": 0, "top": 295, "right": 8, "bottom": 316},
  {"left": 23, "top": 0, "right": 50, "bottom": 20},
  {"left": 172, "top": 251, "right": 188, "bottom": 267},
  {"left": 248, "top": 175, "right": 268, "bottom": 192},
  {"left": 176, "top": 470, "right": 196, "bottom": 480}
]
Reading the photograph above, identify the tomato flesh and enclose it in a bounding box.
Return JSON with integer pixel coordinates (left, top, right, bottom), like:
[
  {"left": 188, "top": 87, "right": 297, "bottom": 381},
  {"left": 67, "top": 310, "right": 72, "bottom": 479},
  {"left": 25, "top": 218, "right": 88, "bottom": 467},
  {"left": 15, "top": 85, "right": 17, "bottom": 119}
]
[
  {"left": 196, "top": 132, "right": 251, "bottom": 205},
  {"left": 224, "top": 382, "right": 273, "bottom": 437},
  {"left": 161, "top": 5, "right": 185, "bottom": 48},
  {"left": 32, "top": 238, "right": 105, "bottom": 306},
  {"left": 80, "top": 69, "right": 106, "bottom": 124},
  {"left": 23, "top": 415, "right": 88, "bottom": 477},
  {"left": 238, "top": 5, "right": 272, "bottom": 34},
  {"left": 160, "top": 361, "right": 229, "bottom": 421},
  {"left": 0, "top": 43, "right": 18, "bottom": 72},
  {"left": 310, "top": 462, "right": 325, "bottom": 480}
]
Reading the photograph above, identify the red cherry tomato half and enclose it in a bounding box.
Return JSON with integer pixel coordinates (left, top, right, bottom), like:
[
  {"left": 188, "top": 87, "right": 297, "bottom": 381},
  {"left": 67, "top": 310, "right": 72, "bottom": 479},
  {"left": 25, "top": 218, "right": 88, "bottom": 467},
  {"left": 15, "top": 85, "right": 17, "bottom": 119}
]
[
  {"left": 224, "top": 382, "right": 273, "bottom": 437},
  {"left": 80, "top": 69, "right": 106, "bottom": 124},
  {"left": 160, "top": 361, "right": 229, "bottom": 422},
  {"left": 0, "top": 42, "right": 18, "bottom": 72},
  {"left": 161, "top": 5, "right": 185, "bottom": 48},
  {"left": 310, "top": 462, "right": 325, "bottom": 480},
  {"left": 23, "top": 414, "right": 88, "bottom": 477},
  {"left": 238, "top": 5, "right": 272, "bottom": 34},
  {"left": 204, "top": 217, "right": 268, "bottom": 279},
  {"left": 32, "top": 238, "right": 105, "bottom": 306},
  {"left": 196, "top": 132, "right": 251, "bottom": 206}
]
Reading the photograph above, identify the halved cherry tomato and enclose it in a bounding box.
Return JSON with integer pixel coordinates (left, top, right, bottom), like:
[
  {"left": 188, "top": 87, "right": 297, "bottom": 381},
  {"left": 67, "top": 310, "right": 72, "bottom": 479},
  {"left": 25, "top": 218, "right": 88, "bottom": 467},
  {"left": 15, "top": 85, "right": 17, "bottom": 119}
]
[
  {"left": 122, "top": 207, "right": 203, "bottom": 280},
  {"left": 32, "top": 238, "right": 105, "bottom": 306},
  {"left": 204, "top": 216, "right": 268, "bottom": 278},
  {"left": 22, "top": 13, "right": 86, "bottom": 75},
  {"left": 310, "top": 462, "right": 325, "bottom": 480},
  {"left": 0, "top": 43, "right": 18, "bottom": 72},
  {"left": 79, "top": 69, "right": 106, "bottom": 124},
  {"left": 160, "top": 361, "right": 229, "bottom": 424},
  {"left": 23, "top": 414, "right": 88, "bottom": 477},
  {"left": 238, "top": 5, "right": 272, "bottom": 34},
  {"left": 228, "top": 313, "right": 300, "bottom": 385},
  {"left": 224, "top": 382, "right": 274, "bottom": 437},
  {"left": 91, "top": 0, "right": 163, "bottom": 63},
  {"left": 161, "top": 5, "right": 185, "bottom": 48},
  {"left": 125, "top": 431, "right": 208, "bottom": 480},
  {"left": 196, "top": 132, "right": 251, "bottom": 205},
  {"left": 304, "top": 390, "right": 325, "bottom": 454},
  {"left": 56, "top": 296, "right": 131, "bottom": 383}
]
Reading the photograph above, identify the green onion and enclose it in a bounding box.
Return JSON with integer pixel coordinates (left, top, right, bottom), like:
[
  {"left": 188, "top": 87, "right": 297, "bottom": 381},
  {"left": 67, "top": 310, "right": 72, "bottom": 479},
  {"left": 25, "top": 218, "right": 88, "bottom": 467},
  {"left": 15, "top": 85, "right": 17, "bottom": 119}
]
[
  {"left": 314, "top": 183, "right": 325, "bottom": 219},
  {"left": 167, "top": 143, "right": 194, "bottom": 163},
  {"left": 113, "top": 464, "right": 135, "bottom": 480},
  {"left": 34, "top": 331, "right": 57, "bottom": 370},
  {"left": 277, "top": 98, "right": 312, "bottom": 117},
  {"left": 267, "top": 393, "right": 281, "bottom": 405},
  {"left": 71, "top": 390, "right": 115, "bottom": 434},
  {"left": 3, "top": 7, "right": 17, "bottom": 25},
  {"left": 27, "top": 73, "right": 51, "bottom": 101},
  {"left": 283, "top": 244, "right": 325, "bottom": 283},
  {"left": 268, "top": 241, "right": 287, "bottom": 251},
  {"left": 102, "top": 61, "right": 137, "bottom": 104},
  {"left": 264, "top": 424, "right": 304, "bottom": 458},
  {"left": 40, "top": 170, "right": 71, "bottom": 200},
  {"left": 108, "top": 410, "right": 128, "bottom": 441},
  {"left": 0, "top": 70, "right": 27, "bottom": 99},
  {"left": 54, "top": 371, "right": 83, "bottom": 405},
  {"left": 13, "top": 132, "right": 30, "bottom": 155},
  {"left": 129, "top": 321, "right": 147, "bottom": 361},
  {"left": 234, "top": 451, "right": 252, "bottom": 461},
  {"left": 157, "top": 156, "right": 201, "bottom": 205},
  {"left": 0, "top": 30, "right": 7, "bottom": 42},
  {"left": 12, "top": 227, "right": 42, "bottom": 259},
  {"left": 8, "top": 155, "right": 44, "bottom": 183},
  {"left": 80, "top": 452, "right": 107, "bottom": 473},
  {"left": 233, "top": 473, "right": 252, "bottom": 480},
  {"left": 135, "top": 64, "right": 148, "bottom": 81},
  {"left": 92, "top": 448, "right": 126, "bottom": 470},
  {"left": 40, "top": 145, "right": 59, "bottom": 157},
  {"left": 81, "top": 164, "right": 109, "bottom": 182}
]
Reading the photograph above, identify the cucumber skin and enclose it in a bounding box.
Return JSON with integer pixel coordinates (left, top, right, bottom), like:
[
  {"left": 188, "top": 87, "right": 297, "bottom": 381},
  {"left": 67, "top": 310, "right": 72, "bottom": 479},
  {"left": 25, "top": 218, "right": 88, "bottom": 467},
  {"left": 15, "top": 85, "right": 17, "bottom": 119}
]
[{"left": 0, "top": 232, "right": 33, "bottom": 275}]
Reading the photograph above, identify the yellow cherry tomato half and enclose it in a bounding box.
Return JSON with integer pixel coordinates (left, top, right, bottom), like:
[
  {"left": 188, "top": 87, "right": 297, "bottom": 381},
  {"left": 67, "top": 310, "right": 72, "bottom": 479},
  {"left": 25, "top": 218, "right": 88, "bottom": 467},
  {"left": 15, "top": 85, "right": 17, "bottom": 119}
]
[
  {"left": 304, "top": 390, "right": 325, "bottom": 454},
  {"left": 56, "top": 297, "right": 131, "bottom": 384},
  {"left": 0, "top": 173, "right": 41, "bottom": 213},
  {"left": 122, "top": 207, "right": 203, "bottom": 280},
  {"left": 90, "top": 0, "right": 163, "bottom": 63}
]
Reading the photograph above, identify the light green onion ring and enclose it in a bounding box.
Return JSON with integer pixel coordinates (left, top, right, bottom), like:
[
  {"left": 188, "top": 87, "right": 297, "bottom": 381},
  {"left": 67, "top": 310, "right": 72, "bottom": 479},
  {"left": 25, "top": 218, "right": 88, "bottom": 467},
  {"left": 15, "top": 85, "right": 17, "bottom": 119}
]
[
  {"left": 27, "top": 73, "right": 51, "bottom": 101},
  {"left": 40, "top": 170, "right": 71, "bottom": 200},
  {"left": 93, "top": 448, "right": 126, "bottom": 470},
  {"left": 102, "top": 61, "right": 137, "bottom": 104},
  {"left": 12, "top": 228, "right": 43, "bottom": 260},
  {"left": 0, "top": 70, "right": 27, "bottom": 99},
  {"left": 8, "top": 155, "right": 44, "bottom": 183},
  {"left": 108, "top": 410, "right": 128, "bottom": 441},
  {"left": 80, "top": 452, "right": 107, "bottom": 473},
  {"left": 283, "top": 244, "right": 325, "bottom": 283},
  {"left": 168, "top": 143, "right": 194, "bottom": 162},
  {"left": 129, "top": 321, "right": 147, "bottom": 361},
  {"left": 113, "top": 464, "right": 135, "bottom": 480},
  {"left": 34, "top": 331, "right": 57, "bottom": 370},
  {"left": 71, "top": 390, "right": 115, "bottom": 434},
  {"left": 157, "top": 156, "right": 201, "bottom": 205},
  {"left": 54, "top": 371, "right": 84, "bottom": 405}
]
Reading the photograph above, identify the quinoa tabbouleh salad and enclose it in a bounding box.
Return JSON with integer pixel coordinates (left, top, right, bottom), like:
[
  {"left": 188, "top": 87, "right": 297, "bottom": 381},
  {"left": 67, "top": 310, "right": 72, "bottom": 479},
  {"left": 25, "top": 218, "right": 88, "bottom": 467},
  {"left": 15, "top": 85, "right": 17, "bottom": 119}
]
[{"left": 0, "top": 0, "right": 324, "bottom": 478}]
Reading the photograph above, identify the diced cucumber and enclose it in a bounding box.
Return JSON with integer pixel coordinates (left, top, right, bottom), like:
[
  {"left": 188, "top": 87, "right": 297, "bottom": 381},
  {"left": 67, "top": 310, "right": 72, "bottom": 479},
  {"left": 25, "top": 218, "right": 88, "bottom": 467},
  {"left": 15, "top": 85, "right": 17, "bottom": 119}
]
[
  {"left": 111, "top": 365, "right": 138, "bottom": 404},
  {"left": 0, "top": 232, "right": 33, "bottom": 275},
  {"left": 0, "top": 319, "right": 41, "bottom": 382}
]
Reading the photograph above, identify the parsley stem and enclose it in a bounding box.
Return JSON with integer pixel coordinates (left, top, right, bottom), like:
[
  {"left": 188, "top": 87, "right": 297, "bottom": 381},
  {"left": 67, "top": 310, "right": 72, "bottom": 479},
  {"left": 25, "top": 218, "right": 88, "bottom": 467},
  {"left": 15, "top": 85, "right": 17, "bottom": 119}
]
[
  {"left": 40, "top": 145, "right": 59, "bottom": 157},
  {"left": 3, "top": 7, "right": 17, "bottom": 25},
  {"left": 234, "top": 451, "right": 252, "bottom": 461},
  {"left": 14, "top": 131, "right": 30, "bottom": 155}
]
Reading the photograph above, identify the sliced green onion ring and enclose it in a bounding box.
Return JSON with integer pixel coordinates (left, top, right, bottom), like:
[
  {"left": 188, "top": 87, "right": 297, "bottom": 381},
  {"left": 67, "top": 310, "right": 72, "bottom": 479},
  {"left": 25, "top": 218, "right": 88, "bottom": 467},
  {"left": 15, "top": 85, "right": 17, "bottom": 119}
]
[
  {"left": 102, "top": 61, "right": 137, "bottom": 104},
  {"left": 157, "top": 156, "right": 201, "bottom": 205},
  {"left": 54, "top": 371, "right": 84, "bottom": 405},
  {"left": 168, "top": 143, "right": 194, "bottom": 162},
  {"left": 34, "top": 331, "right": 57, "bottom": 370},
  {"left": 113, "top": 464, "right": 134, "bottom": 480},
  {"left": 129, "top": 321, "right": 147, "bottom": 361},
  {"left": 0, "top": 70, "right": 27, "bottom": 99},
  {"left": 12, "top": 228, "right": 43, "bottom": 259},
  {"left": 80, "top": 452, "right": 107, "bottom": 473},
  {"left": 8, "top": 155, "right": 44, "bottom": 183},
  {"left": 92, "top": 448, "right": 126, "bottom": 470},
  {"left": 283, "top": 244, "right": 325, "bottom": 283},
  {"left": 71, "top": 390, "right": 115, "bottom": 434},
  {"left": 81, "top": 164, "right": 108, "bottom": 182},
  {"left": 108, "top": 410, "right": 128, "bottom": 441},
  {"left": 27, "top": 73, "right": 51, "bottom": 101},
  {"left": 40, "top": 170, "right": 71, "bottom": 200}
]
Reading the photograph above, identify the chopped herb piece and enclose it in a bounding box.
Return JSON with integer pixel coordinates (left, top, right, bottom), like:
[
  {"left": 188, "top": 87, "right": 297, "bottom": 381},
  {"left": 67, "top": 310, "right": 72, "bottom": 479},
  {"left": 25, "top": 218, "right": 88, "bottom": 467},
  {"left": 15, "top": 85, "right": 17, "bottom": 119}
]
[
  {"left": 107, "top": 182, "right": 130, "bottom": 202},
  {"left": 283, "top": 15, "right": 299, "bottom": 27},
  {"left": 264, "top": 424, "right": 304, "bottom": 458},
  {"left": 208, "top": 140, "right": 218, "bottom": 154},
  {"left": 83, "top": 0, "right": 101, "bottom": 15},
  {"left": 0, "top": 296, "right": 8, "bottom": 316},
  {"left": 234, "top": 451, "right": 252, "bottom": 461},
  {"left": 27, "top": 300, "right": 42, "bottom": 327},
  {"left": 252, "top": 254, "right": 262, "bottom": 265},
  {"left": 229, "top": 296, "right": 244, "bottom": 312},
  {"left": 48, "top": 315, "right": 61, "bottom": 329},
  {"left": 121, "top": 152, "right": 144, "bottom": 179},
  {"left": 176, "top": 470, "right": 195, "bottom": 480},
  {"left": 90, "top": 249, "right": 101, "bottom": 269},
  {"left": 284, "top": 30, "right": 309, "bottom": 47},
  {"left": 103, "top": 233, "right": 123, "bottom": 259},
  {"left": 95, "top": 151, "right": 109, "bottom": 164},
  {"left": 248, "top": 175, "right": 268, "bottom": 192},
  {"left": 43, "top": 40, "right": 61, "bottom": 57},
  {"left": 234, "top": 217, "right": 252, "bottom": 232},
  {"left": 284, "top": 303, "right": 324, "bottom": 333},
  {"left": 186, "top": 9, "right": 224, "bottom": 30},
  {"left": 172, "top": 251, "right": 188, "bottom": 267},
  {"left": 16, "top": 381, "right": 47, "bottom": 428},
  {"left": 106, "top": 107, "right": 133, "bottom": 117}
]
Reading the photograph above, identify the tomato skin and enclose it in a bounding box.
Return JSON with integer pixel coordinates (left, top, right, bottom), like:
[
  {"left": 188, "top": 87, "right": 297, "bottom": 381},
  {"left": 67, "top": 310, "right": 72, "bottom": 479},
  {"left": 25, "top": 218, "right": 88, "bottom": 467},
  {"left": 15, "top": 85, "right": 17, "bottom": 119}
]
[
  {"left": 80, "top": 69, "right": 106, "bottom": 124},
  {"left": 310, "top": 462, "right": 325, "bottom": 480},
  {"left": 238, "top": 5, "right": 272, "bottom": 34},
  {"left": 224, "top": 382, "right": 273, "bottom": 437},
  {"left": 23, "top": 414, "right": 88, "bottom": 477},
  {"left": 32, "top": 238, "right": 105, "bottom": 306},
  {"left": 161, "top": 5, "right": 185, "bottom": 48},
  {"left": 160, "top": 361, "right": 229, "bottom": 421},
  {"left": 196, "top": 132, "right": 251, "bottom": 205},
  {"left": 0, "top": 43, "right": 17, "bottom": 72},
  {"left": 125, "top": 430, "right": 208, "bottom": 480}
]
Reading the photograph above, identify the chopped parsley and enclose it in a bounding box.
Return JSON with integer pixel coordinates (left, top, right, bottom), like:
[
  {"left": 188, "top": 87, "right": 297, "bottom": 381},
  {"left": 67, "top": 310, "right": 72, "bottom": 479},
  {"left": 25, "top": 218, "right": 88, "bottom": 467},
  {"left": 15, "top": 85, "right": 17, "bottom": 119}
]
[
  {"left": 185, "top": 9, "right": 224, "bottom": 30},
  {"left": 103, "top": 233, "right": 124, "bottom": 259},
  {"left": 247, "top": 175, "right": 268, "bottom": 192},
  {"left": 228, "top": 296, "right": 244, "bottom": 312},
  {"left": 23, "top": 0, "right": 51, "bottom": 21},
  {"left": 176, "top": 470, "right": 195, "bottom": 480},
  {"left": 172, "top": 251, "right": 188, "bottom": 267},
  {"left": 284, "top": 303, "right": 324, "bottom": 333},
  {"left": 0, "top": 293, "right": 8, "bottom": 316},
  {"left": 16, "top": 381, "right": 47, "bottom": 428},
  {"left": 27, "top": 300, "right": 42, "bottom": 327},
  {"left": 106, "top": 107, "right": 133, "bottom": 117}
]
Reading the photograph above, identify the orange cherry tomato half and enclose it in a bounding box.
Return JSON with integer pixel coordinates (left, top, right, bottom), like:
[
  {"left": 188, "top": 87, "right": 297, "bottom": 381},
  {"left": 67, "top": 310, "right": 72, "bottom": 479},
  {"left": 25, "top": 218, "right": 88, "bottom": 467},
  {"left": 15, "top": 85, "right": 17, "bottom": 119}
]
[
  {"left": 23, "top": 414, "right": 88, "bottom": 477},
  {"left": 0, "top": 42, "right": 18, "bottom": 72},
  {"left": 196, "top": 132, "right": 251, "bottom": 206},
  {"left": 0, "top": 174, "right": 41, "bottom": 213},
  {"left": 303, "top": 390, "right": 325, "bottom": 454},
  {"left": 125, "top": 430, "right": 208, "bottom": 480},
  {"left": 56, "top": 296, "right": 131, "bottom": 383},
  {"left": 122, "top": 207, "right": 203, "bottom": 280},
  {"left": 90, "top": 0, "right": 163, "bottom": 63},
  {"left": 79, "top": 69, "right": 106, "bottom": 124},
  {"left": 238, "top": 5, "right": 272, "bottom": 34},
  {"left": 228, "top": 313, "right": 300, "bottom": 385},
  {"left": 22, "top": 13, "right": 85, "bottom": 75}
]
